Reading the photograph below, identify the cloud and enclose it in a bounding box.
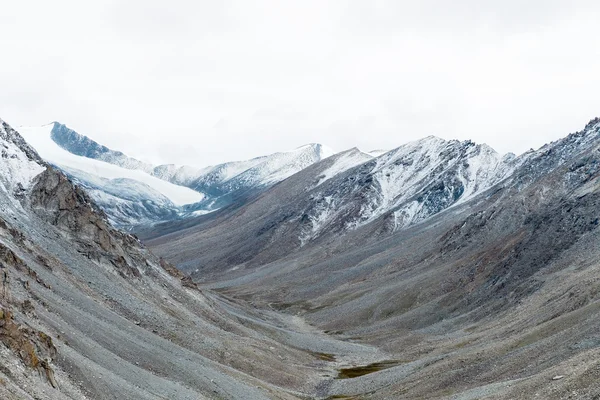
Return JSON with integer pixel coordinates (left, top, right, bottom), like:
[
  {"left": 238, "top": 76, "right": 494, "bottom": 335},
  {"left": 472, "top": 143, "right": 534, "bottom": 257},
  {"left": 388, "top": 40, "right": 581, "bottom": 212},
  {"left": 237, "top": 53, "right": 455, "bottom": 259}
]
[{"left": 1, "top": 1, "right": 599, "bottom": 166}]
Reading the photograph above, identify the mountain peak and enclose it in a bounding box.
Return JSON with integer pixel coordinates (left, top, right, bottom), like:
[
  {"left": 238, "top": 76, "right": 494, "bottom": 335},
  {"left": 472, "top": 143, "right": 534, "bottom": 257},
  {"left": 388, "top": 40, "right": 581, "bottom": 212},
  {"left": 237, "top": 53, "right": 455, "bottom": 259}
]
[
  {"left": 0, "top": 119, "right": 44, "bottom": 164},
  {"left": 584, "top": 117, "right": 600, "bottom": 131},
  {"left": 48, "top": 123, "right": 155, "bottom": 174},
  {"left": 422, "top": 134, "right": 445, "bottom": 141},
  {"left": 0, "top": 120, "right": 46, "bottom": 197},
  {"left": 51, "top": 122, "right": 118, "bottom": 158},
  {"left": 290, "top": 143, "right": 335, "bottom": 159}
]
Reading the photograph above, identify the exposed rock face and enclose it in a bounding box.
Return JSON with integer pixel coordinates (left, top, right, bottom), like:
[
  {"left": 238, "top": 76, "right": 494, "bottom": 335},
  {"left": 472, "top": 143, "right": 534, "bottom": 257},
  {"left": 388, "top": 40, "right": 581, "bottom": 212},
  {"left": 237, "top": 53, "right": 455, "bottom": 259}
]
[
  {"left": 0, "top": 242, "right": 28, "bottom": 271},
  {"left": 28, "top": 168, "right": 147, "bottom": 278},
  {"left": 0, "top": 309, "right": 58, "bottom": 387},
  {"left": 0, "top": 120, "right": 43, "bottom": 163},
  {"left": 32, "top": 168, "right": 115, "bottom": 251}
]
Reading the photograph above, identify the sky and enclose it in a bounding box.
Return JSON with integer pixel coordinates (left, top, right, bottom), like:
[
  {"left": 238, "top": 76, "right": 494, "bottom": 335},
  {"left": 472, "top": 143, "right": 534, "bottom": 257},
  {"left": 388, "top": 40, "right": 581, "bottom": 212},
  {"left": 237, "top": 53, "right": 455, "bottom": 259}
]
[{"left": 1, "top": 0, "right": 600, "bottom": 167}]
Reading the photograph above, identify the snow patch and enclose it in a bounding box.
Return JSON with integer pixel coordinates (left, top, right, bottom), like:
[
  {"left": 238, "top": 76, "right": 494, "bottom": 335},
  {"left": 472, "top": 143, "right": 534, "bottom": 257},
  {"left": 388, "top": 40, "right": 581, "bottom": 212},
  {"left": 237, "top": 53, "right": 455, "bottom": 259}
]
[
  {"left": 316, "top": 149, "right": 372, "bottom": 187},
  {"left": 191, "top": 209, "right": 214, "bottom": 216},
  {"left": 0, "top": 130, "right": 45, "bottom": 194},
  {"left": 366, "top": 149, "right": 389, "bottom": 157},
  {"left": 393, "top": 201, "right": 421, "bottom": 231},
  {"left": 300, "top": 195, "right": 334, "bottom": 245}
]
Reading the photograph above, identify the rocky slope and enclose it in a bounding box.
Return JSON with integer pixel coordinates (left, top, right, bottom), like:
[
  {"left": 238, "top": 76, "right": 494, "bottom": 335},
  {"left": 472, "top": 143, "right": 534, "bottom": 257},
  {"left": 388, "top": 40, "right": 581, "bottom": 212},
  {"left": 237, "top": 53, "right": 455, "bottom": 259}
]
[
  {"left": 1, "top": 118, "right": 381, "bottom": 399},
  {"left": 148, "top": 118, "right": 600, "bottom": 399}
]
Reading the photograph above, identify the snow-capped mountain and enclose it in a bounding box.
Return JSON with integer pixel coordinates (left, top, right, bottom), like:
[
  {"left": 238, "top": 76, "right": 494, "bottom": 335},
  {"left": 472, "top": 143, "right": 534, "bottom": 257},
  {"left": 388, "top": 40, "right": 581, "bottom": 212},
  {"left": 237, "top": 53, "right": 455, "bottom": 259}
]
[
  {"left": 299, "top": 136, "right": 526, "bottom": 242},
  {"left": 48, "top": 123, "right": 336, "bottom": 197},
  {"left": 148, "top": 119, "right": 600, "bottom": 280},
  {"left": 0, "top": 121, "right": 46, "bottom": 202},
  {"left": 19, "top": 122, "right": 336, "bottom": 227},
  {"left": 184, "top": 143, "right": 336, "bottom": 209},
  {"left": 21, "top": 120, "right": 561, "bottom": 239},
  {"left": 145, "top": 134, "right": 530, "bottom": 274},
  {"left": 140, "top": 143, "right": 336, "bottom": 208},
  {"left": 42, "top": 112, "right": 528, "bottom": 239},
  {"left": 18, "top": 124, "right": 205, "bottom": 227},
  {"left": 314, "top": 147, "right": 374, "bottom": 187},
  {"left": 366, "top": 149, "right": 389, "bottom": 157}
]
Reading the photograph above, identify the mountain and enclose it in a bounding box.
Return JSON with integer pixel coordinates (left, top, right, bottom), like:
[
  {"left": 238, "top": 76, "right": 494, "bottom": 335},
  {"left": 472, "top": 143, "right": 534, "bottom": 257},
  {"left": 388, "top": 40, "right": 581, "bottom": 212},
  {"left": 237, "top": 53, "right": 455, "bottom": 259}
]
[
  {"left": 9, "top": 112, "right": 600, "bottom": 398},
  {"left": 145, "top": 135, "right": 524, "bottom": 274},
  {"left": 146, "top": 118, "right": 600, "bottom": 398},
  {"left": 299, "top": 136, "right": 524, "bottom": 238},
  {"left": 20, "top": 122, "right": 335, "bottom": 228},
  {"left": 18, "top": 124, "right": 205, "bottom": 229},
  {"left": 2, "top": 118, "right": 385, "bottom": 399},
  {"left": 50, "top": 122, "right": 154, "bottom": 172},
  {"left": 184, "top": 143, "right": 337, "bottom": 209}
]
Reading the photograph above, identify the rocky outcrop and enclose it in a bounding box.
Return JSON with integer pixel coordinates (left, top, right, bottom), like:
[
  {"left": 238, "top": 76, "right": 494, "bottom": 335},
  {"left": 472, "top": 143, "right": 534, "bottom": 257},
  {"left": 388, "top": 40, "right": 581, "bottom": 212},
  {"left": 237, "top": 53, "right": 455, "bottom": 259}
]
[
  {"left": 0, "top": 233, "right": 58, "bottom": 390},
  {"left": 159, "top": 257, "right": 198, "bottom": 289},
  {"left": 31, "top": 168, "right": 109, "bottom": 236},
  {"left": 0, "top": 309, "right": 58, "bottom": 388},
  {"left": 29, "top": 167, "right": 146, "bottom": 278}
]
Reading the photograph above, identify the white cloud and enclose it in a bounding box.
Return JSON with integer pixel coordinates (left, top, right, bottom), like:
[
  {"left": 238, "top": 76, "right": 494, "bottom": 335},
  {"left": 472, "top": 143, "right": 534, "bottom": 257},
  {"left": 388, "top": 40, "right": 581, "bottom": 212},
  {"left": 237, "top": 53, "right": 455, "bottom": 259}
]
[{"left": 1, "top": 0, "right": 599, "bottom": 166}]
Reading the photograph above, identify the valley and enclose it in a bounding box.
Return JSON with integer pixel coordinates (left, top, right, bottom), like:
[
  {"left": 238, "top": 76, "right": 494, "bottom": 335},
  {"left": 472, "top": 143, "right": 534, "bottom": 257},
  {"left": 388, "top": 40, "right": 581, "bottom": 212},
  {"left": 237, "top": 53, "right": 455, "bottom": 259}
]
[{"left": 2, "top": 117, "right": 600, "bottom": 399}]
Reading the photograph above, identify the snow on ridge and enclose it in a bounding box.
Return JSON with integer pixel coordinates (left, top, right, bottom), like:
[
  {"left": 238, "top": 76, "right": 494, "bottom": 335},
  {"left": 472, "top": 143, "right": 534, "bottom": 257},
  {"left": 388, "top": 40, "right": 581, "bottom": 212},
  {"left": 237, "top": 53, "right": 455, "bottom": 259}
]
[
  {"left": 371, "top": 136, "right": 450, "bottom": 212},
  {"left": 209, "top": 157, "right": 269, "bottom": 182},
  {"left": 152, "top": 163, "right": 210, "bottom": 186},
  {"left": 288, "top": 143, "right": 335, "bottom": 157},
  {"left": 0, "top": 123, "right": 46, "bottom": 199},
  {"left": 18, "top": 125, "right": 205, "bottom": 206},
  {"left": 371, "top": 137, "right": 521, "bottom": 227},
  {"left": 375, "top": 136, "right": 447, "bottom": 169},
  {"left": 301, "top": 135, "right": 524, "bottom": 241},
  {"left": 315, "top": 149, "right": 373, "bottom": 187},
  {"left": 163, "top": 143, "right": 335, "bottom": 189},
  {"left": 366, "top": 149, "right": 388, "bottom": 157},
  {"left": 14, "top": 122, "right": 339, "bottom": 218},
  {"left": 230, "top": 143, "right": 336, "bottom": 187},
  {"left": 380, "top": 139, "right": 506, "bottom": 208}
]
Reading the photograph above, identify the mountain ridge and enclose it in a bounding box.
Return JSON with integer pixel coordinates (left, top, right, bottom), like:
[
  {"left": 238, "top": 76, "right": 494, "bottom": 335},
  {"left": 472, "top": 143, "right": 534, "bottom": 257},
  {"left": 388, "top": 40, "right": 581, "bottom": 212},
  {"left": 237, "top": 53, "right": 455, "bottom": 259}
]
[
  {"left": 144, "top": 131, "right": 531, "bottom": 273},
  {"left": 19, "top": 122, "right": 339, "bottom": 228}
]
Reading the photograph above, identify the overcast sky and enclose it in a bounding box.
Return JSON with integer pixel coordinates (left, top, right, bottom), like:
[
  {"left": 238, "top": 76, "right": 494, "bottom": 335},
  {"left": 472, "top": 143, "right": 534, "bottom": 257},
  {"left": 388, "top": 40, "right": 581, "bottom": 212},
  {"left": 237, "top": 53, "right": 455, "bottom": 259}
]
[{"left": 2, "top": 1, "right": 600, "bottom": 166}]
